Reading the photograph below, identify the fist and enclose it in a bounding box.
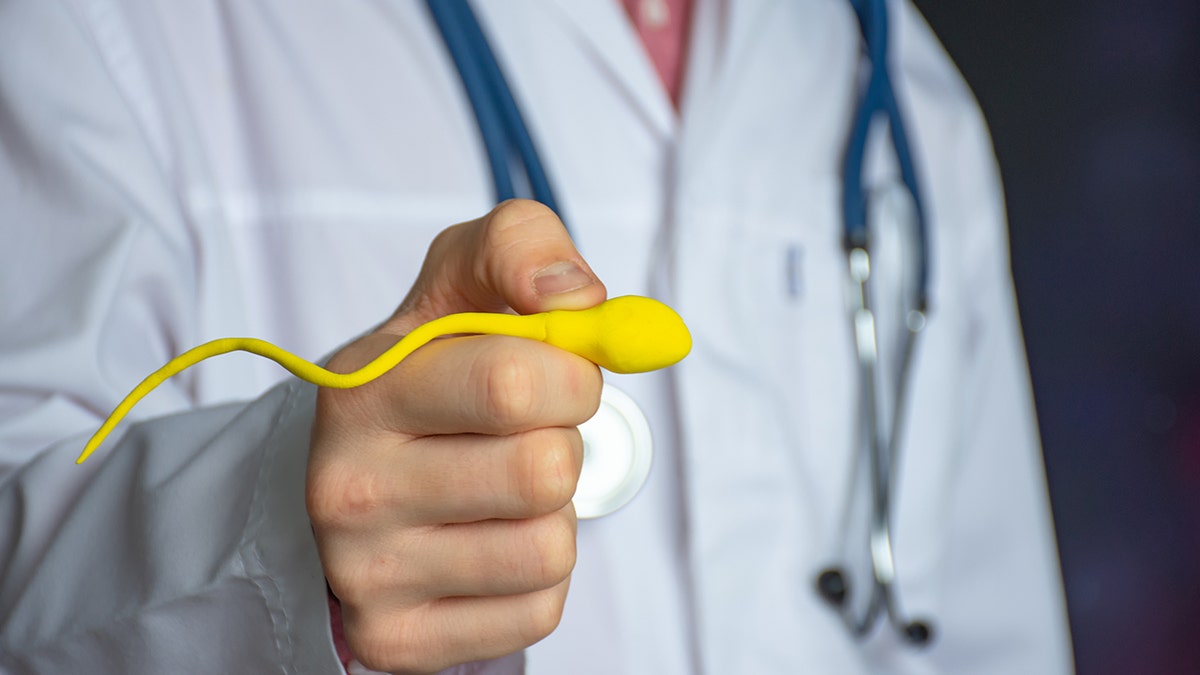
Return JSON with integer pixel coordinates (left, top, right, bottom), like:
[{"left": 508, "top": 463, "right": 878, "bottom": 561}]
[{"left": 307, "top": 200, "right": 607, "bottom": 673}]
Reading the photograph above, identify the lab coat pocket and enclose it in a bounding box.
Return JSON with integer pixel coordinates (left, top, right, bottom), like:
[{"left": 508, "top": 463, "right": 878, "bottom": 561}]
[{"left": 671, "top": 179, "right": 856, "bottom": 564}]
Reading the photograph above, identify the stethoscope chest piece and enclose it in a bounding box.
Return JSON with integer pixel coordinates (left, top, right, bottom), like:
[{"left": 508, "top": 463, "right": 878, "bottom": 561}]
[{"left": 574, "top": 384, "right": 653, "bottom": 519}]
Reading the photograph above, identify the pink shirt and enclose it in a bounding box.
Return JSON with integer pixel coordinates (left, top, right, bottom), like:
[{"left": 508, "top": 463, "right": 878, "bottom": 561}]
[{"left": 621, "top": 0, "right": 694, "bottom": 108}]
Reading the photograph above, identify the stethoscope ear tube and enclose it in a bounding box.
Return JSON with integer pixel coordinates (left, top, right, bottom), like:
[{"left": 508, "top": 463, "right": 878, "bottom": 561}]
[{"left": 841, "top": 0, "right": 929, "bottom": 311}]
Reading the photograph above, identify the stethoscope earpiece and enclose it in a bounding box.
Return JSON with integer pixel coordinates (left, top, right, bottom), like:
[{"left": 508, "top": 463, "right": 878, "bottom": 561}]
[
  {"left": 816, "top": 568, "right": 850, "bottom": 607},
  {"left": 904, "top": 620, "right": 933, "bottom": 645},
  {"left": 815, "top": 566, "right": 936, "bottom": 646}
]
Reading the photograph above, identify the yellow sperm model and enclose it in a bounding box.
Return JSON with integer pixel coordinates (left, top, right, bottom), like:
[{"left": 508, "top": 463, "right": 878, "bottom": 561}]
[{"left": 77, "top": 295, "right": 691, "bottom": 464}]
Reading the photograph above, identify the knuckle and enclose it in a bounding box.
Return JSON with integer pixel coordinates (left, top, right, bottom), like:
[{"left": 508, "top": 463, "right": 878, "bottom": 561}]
[
  {"left": 359, "top": 552, "right": 406, "bottom": 598},
  {"left": 578, "top": 366, "right": 604, "bottom": 419},
  {"left": 513, "top": 429, "right": 580, "bottom": 513},
  {"left": 426, "top": 221, "right": 468, "bottom": 265},
  {"left": 521, "top": 588, "right": 568, "bottom": 645},
  {"left": 307, "top": 466, "right": 386, "bottom": 529},
  {"left": 479, "top": 200, "right": 559, "bottom": 289},
  {"left": 305, "top": 469, "right": 342, "bottom": 527},
  {"left": 561, "top": 427, "right": 586, "bottom": 480},
  {"left": 487, "top": 199, "right": 554, "bottom": 235},
  {"left": 332, "top": 529, "right": 438, "bottom": 605},
  {"left": 528, "top": 512, "right": 577, "bottom": 587},
  {"left": 347, "top": 616, "right": 401, "bottom": 673},
  {"left": 344, "top": 613, "right": 387, "bottom": 669},
  {"left": 481, "top": 350, "right": 539, "bottom": 428},
  {"left": 320, "top": 559, "right": 362, "bottom": 605},
  {"left": 320, "top": 548, "right": 412, "bottom": 610},
  {"left": 350, "top": 612, "right": 434, "bottom": 675}
]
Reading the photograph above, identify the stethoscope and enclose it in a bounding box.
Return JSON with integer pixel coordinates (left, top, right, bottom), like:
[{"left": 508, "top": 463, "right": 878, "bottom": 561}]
[
  {"left": 815, "top": 0, "right": 935, "bottom": 647},
  {"left": 426, "top": 0, "right": 934, "bottom": 647}
]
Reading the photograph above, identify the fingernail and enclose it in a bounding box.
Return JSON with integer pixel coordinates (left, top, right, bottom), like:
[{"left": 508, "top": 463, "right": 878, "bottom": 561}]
[{"left": 533, "top": 261, "right": 595, "bottom": 296}]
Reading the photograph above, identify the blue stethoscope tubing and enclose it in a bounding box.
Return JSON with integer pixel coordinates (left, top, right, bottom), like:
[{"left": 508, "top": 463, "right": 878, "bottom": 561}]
[
  {"left": 424, "top": 0, "right": 562, "bottom": 216},
  {"left": 843, "top": 0, "right": 929, "bottom": 304},
  {"left": 426, "top": 0, "right": 934, "bottom": 647}
]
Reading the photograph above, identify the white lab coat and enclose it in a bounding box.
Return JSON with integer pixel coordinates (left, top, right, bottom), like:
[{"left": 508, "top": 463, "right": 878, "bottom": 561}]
[{"left": 0, "top": 1, "right": 1073, "bottom": 673}]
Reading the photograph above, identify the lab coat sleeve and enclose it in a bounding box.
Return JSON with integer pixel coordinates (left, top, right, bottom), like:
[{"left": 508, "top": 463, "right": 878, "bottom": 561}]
[
  {"left": 0, "top": 383, "right": 348, "bottom": 673},
  {"left": 0, "top": 3, "right": 343, "bottom": 672},
  {"left": 0, "top": 6, "right": 524, "bottom": 673},
  {"left": 925, "top": 105, "right": 1075, "bottom": 672}
]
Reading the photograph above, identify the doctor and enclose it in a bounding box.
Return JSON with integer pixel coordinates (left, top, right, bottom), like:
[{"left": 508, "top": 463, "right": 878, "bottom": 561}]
[{"left": 0, "top": 1, "right": 1072, "bottom": 673}]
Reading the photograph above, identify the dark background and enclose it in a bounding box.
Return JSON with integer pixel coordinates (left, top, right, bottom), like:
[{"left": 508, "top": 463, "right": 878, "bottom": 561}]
[{"left": 914, "top": 1, "right": 1200, "bottom": 672}]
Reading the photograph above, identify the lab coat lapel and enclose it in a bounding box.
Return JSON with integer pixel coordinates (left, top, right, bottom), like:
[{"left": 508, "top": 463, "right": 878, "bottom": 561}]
[
  {"left": 542, "top": 0, "right": 676, "bottom": 139},
  {"left": 677, "top": 0, "right": 786, "bottom": 178}
]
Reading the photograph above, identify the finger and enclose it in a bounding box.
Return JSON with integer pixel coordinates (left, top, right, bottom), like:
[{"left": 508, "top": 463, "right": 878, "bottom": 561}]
[
  {"left": 386, "top": 199, "right": 607, "bottom": 334},
  {"left": 398, "top": 427, "right": 585, "bottom": 525},
  {"left": 380, "top": 506, "right": 578, "bottom": 603},
  {"left": 344, "top": 577, "right": 572, "bottom": 674},
  {"left": 325, "top": 507, "right": 577, "bottom": 608},
  {"left": 308, "top": 426, "right": 584, "bottom": 533},
  {"left": 336, "top": 332, "right": 603, "bottom": 437}
]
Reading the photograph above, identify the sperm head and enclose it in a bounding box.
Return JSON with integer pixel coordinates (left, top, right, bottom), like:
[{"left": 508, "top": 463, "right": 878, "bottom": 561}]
[{"left": 542, "top": 295, "right": 692, "bottom": 374}]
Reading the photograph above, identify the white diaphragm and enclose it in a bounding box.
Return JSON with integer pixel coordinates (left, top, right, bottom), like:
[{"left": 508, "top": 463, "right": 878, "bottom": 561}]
[{"left": 573, "top": 384, "right": 653, "bottom": 519}]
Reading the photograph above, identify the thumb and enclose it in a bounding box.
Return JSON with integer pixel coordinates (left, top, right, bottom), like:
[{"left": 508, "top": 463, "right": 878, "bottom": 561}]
[{"left": 386, "top": 200, "right": 606, "bottom": 334}]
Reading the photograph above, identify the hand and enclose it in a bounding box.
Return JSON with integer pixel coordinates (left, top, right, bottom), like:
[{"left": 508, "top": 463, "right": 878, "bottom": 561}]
[{"left": 306, "top": 200, "right": 607, "bottom": 674}]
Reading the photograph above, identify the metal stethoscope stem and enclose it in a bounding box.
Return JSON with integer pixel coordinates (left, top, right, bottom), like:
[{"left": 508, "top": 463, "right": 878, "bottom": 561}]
[{"left": 815, "top": 248, "right": 932, "bottom": 646}]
